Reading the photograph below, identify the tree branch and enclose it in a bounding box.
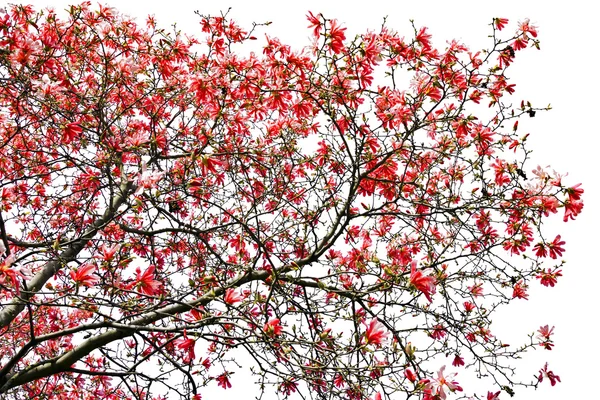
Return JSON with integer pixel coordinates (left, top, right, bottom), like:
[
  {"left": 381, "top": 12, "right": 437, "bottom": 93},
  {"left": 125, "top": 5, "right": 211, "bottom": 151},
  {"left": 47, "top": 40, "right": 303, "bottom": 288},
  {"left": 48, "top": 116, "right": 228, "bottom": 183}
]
[{"left": 0, "top": 179, "right": 135, "bottom": 329}]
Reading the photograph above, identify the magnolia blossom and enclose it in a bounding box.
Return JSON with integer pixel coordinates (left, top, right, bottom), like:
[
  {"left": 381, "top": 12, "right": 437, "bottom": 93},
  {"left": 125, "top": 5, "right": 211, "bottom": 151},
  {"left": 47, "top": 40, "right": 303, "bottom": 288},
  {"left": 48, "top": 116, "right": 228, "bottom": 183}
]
[
  {"left": 426, "top": 366, "right": 462, "bottom": 400},
  {"left": 538, "top": 363, "right": 561, "bottom": 386},
  {"left": 126, "top": 130, "right": 150, "bottom": 148},
  {"left": 216, "top": 372, "right": 232, "bottom": 389},
  {"left": 404, "top": 369, "right": 417, "bottom": 382},
  {"left": 264, "top": 318, "right": 283, "bottom": 337},
  {"left": 224, "top": 288, "right": 243, "bottom": 305},
  {"left": 70, "top": 264, "right": 100, "bottom": 287},
  {"left": 63, "top": 122, "right": 82, "bottom": 144},
  {"left": 452, "top": 354, "right": 465, "bottom": 367},
  {"left": 409, "top": 261, "right": 436, "bottom": 302},
  {"left": 175, "top": 333, "right": 196, "bottom": 363},
  {"left": 0, "top": 254, "right": 21, "bottom": 293},
  {"left": 136, "top": 161, "right": 165, "bottom": 193},
  {"left": 537, "top": 325, "right": 555, "bottom": 350},
  {"left": 32, "top": 74, "right": 59, "bottom": 95},
  {"left": 364, "top": 318, "right": 388, "bottom": 347},
  {"left": 487, "top": 391, "right": 501, "bottom": 400},
  {"left": 131, "top": 265, "right": 162, "bottom": 296},
  {"left": 98, "top": 244, "right": 120, "bottom": 262}
]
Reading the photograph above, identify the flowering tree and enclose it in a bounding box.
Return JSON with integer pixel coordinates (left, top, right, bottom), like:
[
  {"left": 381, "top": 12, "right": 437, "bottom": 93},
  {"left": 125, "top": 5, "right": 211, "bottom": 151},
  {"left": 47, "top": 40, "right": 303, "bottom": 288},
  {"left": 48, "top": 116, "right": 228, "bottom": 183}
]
[{"left": 0, "top": 3, "right": 583, "bottom": 400}]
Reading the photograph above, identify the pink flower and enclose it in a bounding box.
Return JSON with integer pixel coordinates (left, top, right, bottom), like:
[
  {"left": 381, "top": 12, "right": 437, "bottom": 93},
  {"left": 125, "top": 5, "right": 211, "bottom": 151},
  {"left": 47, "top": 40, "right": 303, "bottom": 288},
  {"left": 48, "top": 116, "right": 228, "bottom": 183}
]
[
  {"left": 0, "top": 254, "right": 23, "bottom": 294},
  {"left": 409, "top": 261, "right": 436, "bottom": 302},
  {"left": 468, "top": 282, "right": 484, "bottom": 297},
  {"left": 328, "top": 19, "right": 346, "bottom": 54},
  {"left": 176, "top": 332, "right": 196, "bottom": 363},
  {"left": 264, "top": 318, "right": 283, "bottom": 337},
  {"left": 519, "top": 19, "right": 538, "bottom": 38},
  {"left": 494, "top": 18, "right": 509, "bottom": 31},
  {"left": 137, "top": 162, "right": 165, "bottom": 190},
  {"left": 463, "top": 301, "right": 476, "bottom": 313},
  {"left": 536, "top": 268, "right": 562, "bottom": 287},
  {"left": 132, "top": 265, "right": 162, "bottom": 296},
  {"left": 512, "top": 280, "right": 528, "bottom": 300},
  {"left": 566, "top": 183, "right": 583, "bottom": 202},
  {"left": 452, "top": 354, "right": 465, "bottom": 367},
  {"left": 99, "top": 244, "right": 120, "bottom": 262},
  {"left": 70, "top": 263, "right": 100, "bottom": 287},
  {"left": 533, "top": 242, "right": 547, "bottom": 258},
  {"left": 546, "top": 235, "right": 565, "bottom": 259},
  {"left": 537, "top": 325, "right": 555, "bottom": 350},
  {"left": 216, "top": 372, "right": 232, "bottom": 389},
  {"left": 404, "top": 368, "right": 417, "bottom": 382},
  {"left": 306, "top": 11, "right": 322, "bottom": 38},
  {"left": 430, "top": 324, "right": 446, "bottom": 340},
  {"left": 224, "top": 288, "right": 243, "bottom": 305},
  {"left": 563, "top": 199, "right": 583, "bottom": 222},
  {"left": 63, "top": 122, "right": 82, "bottom": 144},
  {"left": 487, "top": 391, "right": 501, "bottom": 400},
  {"left": 364, "top": 318, "right": 388, "bottom": 347},
  {"left": 427, "top": 366, "right": 463, "bottom": 400},
  {"left": 538, "top": 363, "right": 560, "bottom": 386}
]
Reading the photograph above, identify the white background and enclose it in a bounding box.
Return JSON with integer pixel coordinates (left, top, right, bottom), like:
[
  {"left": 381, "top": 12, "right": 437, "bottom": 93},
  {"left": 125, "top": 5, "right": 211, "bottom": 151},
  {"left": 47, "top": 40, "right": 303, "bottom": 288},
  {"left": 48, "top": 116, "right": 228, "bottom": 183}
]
[{"left": 19, "top": 0, "right": 599, "bottom": 399}]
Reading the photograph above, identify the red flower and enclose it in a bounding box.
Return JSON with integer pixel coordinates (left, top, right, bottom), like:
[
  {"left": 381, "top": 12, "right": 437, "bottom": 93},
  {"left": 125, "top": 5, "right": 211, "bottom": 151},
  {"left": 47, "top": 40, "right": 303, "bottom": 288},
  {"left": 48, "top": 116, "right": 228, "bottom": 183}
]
[
  {"left": 566, "top": 183, "right": 583, "bottom": 202},
  {"left": 199, "top": 155, "right": 223, "bottom": 176},
  {"left": 404, "top": 369, "right": 416, "bottom": 382},
  {"left": 468, "top": 283, "right": 483, "bottom": 297},
  {"left": 537, "top": 325, "right": 555, "bottom": 350},
  {"left": 63, "top": 122, "right": 82, "bottom": 144},
  {"left": 70, "top": 263, "right": 100, "bottom": 287},
  {"left": 546, "top": 235, "right": 565, "bottom": 259},
  {"left": 452, "top": 354, "right": 465, "bottom": 367},
  {"left": 333, "top": 373, "right": 345, "bottom": 388},
  {"left": 133, "top": 265, "right": 162, "bottom": 296},
  {"left": 494, "top": 18, "right": 509, "bottom": 31},
  {"left": 306, "top": 11, "right": 321, "bottom": 38},
  {"left": 416, "top": 27, "right": 432, "bottom": 51},
  {"left": 176, "top": 332, "right": 196, "bottom": 362},
  {"left": 364, "top": 318, "right": 388, "bottom": 347},
  {"left": 99, "top": 244, "right": 120, "bottom": 262},
  {"left": 487, "top": 391, "right": 501, "bottom": 400},
  {"left": 563, "top": 199, "right": 583, "bottom": 222},
  {"left": 536, "top": 268, "right": 562, "bottom": 287},
  {"left": 264, "top": 318, "right": 283, "bottom": 337},
  {"left": 533, "top": 242, "right": 547, "bottom": 258},
  {"left": 279, "top": 378, "right": 298, "bottom": 396},
  {"left": 409, "top": 261, "right": 436, "bottom": 302},
  {"left": 430, "top": 324, "right": 446, "bottom": 340},
  {"left": 512, "top": 280, "right": 528, "bottom": 300},
  {"left": 216, "top": 372, "right": 232, "bottom": 389},
  {"left": 538, "top": 363, "right": 560, "bottom": 386},
  {"left": 463, "top": 301, "right": 476, "bottom": 313},
  {"left": 0, "top": 254, "right": 23, "bottom": 294},
  {"left": 328, "top": 19, "right": 346, "bottom": 54},
  {"left": 224, "top": 288, "right": 242, "bottom": 305},
  {"left": 519, "top": 19, "right": 538, "bottom": 38},
  {"left": 427, "top": 366, "right": 463, "bottom": 400}
]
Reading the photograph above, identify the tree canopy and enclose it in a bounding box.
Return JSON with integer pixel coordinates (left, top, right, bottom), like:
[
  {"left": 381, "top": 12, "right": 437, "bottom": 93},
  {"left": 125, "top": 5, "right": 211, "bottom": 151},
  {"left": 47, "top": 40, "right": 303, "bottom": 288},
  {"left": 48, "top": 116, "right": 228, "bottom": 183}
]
[{"left": 0, "top": 3, "right": 582, "bottom": 399}]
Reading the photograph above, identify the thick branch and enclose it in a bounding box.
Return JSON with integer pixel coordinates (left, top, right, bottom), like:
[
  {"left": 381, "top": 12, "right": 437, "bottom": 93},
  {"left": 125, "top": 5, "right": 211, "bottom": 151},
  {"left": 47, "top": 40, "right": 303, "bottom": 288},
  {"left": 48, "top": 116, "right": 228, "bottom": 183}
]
[
  {"left": 0, "top": 180, "right": 135, "bottom": 329},
  {"left": 0, "top": 268, "right": 255, "bottom": 391}
]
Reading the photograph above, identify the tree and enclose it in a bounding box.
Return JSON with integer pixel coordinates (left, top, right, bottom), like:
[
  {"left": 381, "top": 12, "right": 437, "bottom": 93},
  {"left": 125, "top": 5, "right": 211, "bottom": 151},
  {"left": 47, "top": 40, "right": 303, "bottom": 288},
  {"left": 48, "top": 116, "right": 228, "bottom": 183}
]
[{"left": 0, "top": 3, "right": 583, "bottom": 399}]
